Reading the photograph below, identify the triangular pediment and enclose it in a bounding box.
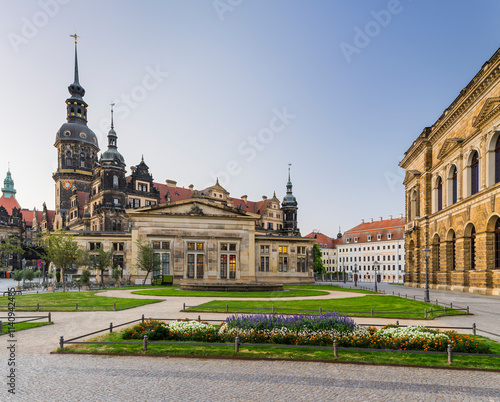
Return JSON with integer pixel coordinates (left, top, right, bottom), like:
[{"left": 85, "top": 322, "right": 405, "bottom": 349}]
[
  {"left": 127, "top": 198, "right": 260, "bottom": 220},
  {"left": 403, "top": 170, "right": 421, "bottom": 185},
  {"left": 473, "top": 97, "right": 500, "bottom": 129},
  {"left": 437, "top": 138, "right": 463, "bottom": 160}
]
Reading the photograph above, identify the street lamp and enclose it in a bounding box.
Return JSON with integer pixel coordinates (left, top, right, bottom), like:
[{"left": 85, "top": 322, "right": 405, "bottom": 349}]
[
  {"left": 373, "top": 261, "right": 380, "bottom": 293},
  {"left": 423, "top": 246, "right": 431, "bottom": 303},
  {"left": 343, "top": 263, "right": 346, "bottom": 283},
  {"left": 353, "top": 263, "right": 358, "bottom": 287}
]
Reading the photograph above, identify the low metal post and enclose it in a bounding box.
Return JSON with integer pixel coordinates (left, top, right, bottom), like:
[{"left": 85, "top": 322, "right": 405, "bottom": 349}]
[
  {"left": 319, "top": 307, "right": 322, "bottom": 315},
  {"left": 398, "top": 293, "right": 400, "bottom": 297},
  {"left": 235, "top": 336, "right": 239, "bottom": 353},
  {"left": 183, "top": 303, "right": 186, "bottom": 310},
  {"left": 447, "top": 344, "right": 453, "bottom": 364},
  {"left": 60, "top": 336, "right": 64, "bottom": 350},
  {"left": 0, "top": 320, "right": 2, "bottom": 333},
  {"left": 444, "top": 306, "right": 447, "bottom": 313},
  {"left": 75, "top": 302, "right": 78, "bottom": 311},
  {"left": 333, "top": 339, "right": 338, "bottom": 358},
  {"left": 48, "top": 312, "right": 51, "bottom": 323},
  {"left": 430, "top": 308, "right": 433, "bottom": 317},
  {"left": 110, "top": 322, "right": 113, "bottom": 333},
  {"left": 37, "top": 302, "right": 39, "bottom": 311},
  {"left": 472, "top": 323, "right": 476, "bottom": 336},
  {"left": 272, "top": 305, "right": 275, "bottom": 314},
  {"left": 371, "top": 308, "right": 373, "bottom": 317},
  {"left": 143, "top": 335, "right": 148, "bottom": 351},
  {"left": 405, "top": 294, "right": 407, "bottom": 299},
  {"left": 450, "top": 302, "right": 453, "bottom": 309},
  {"left": 198, "top": 315, "right": 201, "bottom": 322},
  {"left": 436, "top": 299, "right": 438, "bottom": 306},
  {"left": 413, "top": 295, "right": 416, "bottom": 301},
  {"left": 142, "top": 314, "right": 145, "bottom": 324},
  {"left": 226, "top": 304, "right": 229, "bottom": 312},
  {"left": 113, "top": 302, "right": 116, "bottom": 311},
  {"left": 467, "top": 306, "right": 469, "bottom": 314},
  {"left": 424, "top": 309, "right": 427, "bottom": 319}
]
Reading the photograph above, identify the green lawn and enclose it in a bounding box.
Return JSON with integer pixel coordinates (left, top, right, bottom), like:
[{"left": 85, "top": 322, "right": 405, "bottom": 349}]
[
  {"left": 59, "top": 331, "right": 500, "bottom": 370},
  {"left": 2, "top": 321, "right": 53, "bottom": 334},
  {"left": 0, "top": 291, "right": 162, "bottom": 311},
  {"left": 132, "top": 287, "right": 329, "bottom": 298},
  {"left": 186, "top": 295, "right": 466, "bottom": 319},
  {"left": 287, "top": 284, "right": 375, "bottom": 294}
]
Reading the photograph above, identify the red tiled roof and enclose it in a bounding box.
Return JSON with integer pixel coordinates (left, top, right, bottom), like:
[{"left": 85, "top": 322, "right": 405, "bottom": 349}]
[
  {"left": 20, "top": 209, "right": 34, "bottom": 226},
  {"left": 342, "top": 217, "right": 406, "bottom": 243},
  {"left": 0, "top": 195, "right": 21, "bottom": 214},
  {"left": 304, "top": 232, "right": 336, "bottom": 248},
  {"left": 154, "top": 182, "right": 194, "bottom": 202}
]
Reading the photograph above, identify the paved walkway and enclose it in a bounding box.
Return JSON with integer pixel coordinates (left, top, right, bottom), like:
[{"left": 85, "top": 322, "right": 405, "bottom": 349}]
[{"left": 2, "top": 282, "right": 500, "bottom": 400}]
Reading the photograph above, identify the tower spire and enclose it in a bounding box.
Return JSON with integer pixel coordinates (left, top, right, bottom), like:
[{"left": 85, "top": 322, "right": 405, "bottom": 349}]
[
  {"left": 67, "top": 34, "right": 85, "bottom": 100},
  {"left": 110, "top": 102, "right": 115, "bottom": 129}
]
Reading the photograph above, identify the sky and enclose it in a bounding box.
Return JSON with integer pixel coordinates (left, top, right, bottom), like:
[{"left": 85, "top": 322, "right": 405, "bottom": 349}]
[{"left": 1, "top": 0, "right": 500, "bottom": 237}]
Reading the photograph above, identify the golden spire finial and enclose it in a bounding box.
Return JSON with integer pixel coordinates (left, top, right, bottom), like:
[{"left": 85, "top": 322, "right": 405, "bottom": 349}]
[{"left": 70, "top": 33, "right": 79, "bottom": 44}]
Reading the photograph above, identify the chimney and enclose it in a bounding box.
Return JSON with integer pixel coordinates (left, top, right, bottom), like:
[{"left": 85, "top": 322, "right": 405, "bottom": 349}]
[
  {"left": 189, "top": 184, "right": 194, "bottom": 191},
  {"left": 241, "top": 195, "right": 248, "bottom": 203},
  {"left": 399, "top": 213, "right": 403, "bottom": 219},
  {"left": 379, "top": 217, "right": 383, "bottom": 222},
  {"left": 166, "top": 179, "right": 177, "bottom": 188},
  {"left": 388, "top": 215, "right": 392, "bottom": 220},
  {"left": 361, "top": 219, "right": 364, "bottom": 224},
  {"left": 370, "top": 218, "right": 373, "bottom": 223},
  {"left": 262, "top": 195, "right": 267, "bottom": 200}
]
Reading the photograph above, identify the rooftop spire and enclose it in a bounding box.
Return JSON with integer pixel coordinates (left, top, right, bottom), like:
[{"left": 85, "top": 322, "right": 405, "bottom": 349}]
[
  {"left": 67, "top": 34, "right": 85, "bottom": 100},
  {"left": 110, "top": 102, "right": 115, "bottom": 130},
  {"left": 2, "top": 167, "right": 16, "bottom": 199}
]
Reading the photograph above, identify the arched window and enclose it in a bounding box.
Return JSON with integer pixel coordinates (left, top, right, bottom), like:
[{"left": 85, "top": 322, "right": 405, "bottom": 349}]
[
  {"left": 471, "top": 151, "right": 479, "bottom": 195},
  {"left": 451, "top": 232, "right": 456, "bottom": 270},
  {"left": 470, "top": 226, "right": 476, "bottom": 270},
  {"left": 410, "top": 189, "right": 418, "bottom": 220},
  {"left": 113, "top": 175, "right": 119, "bottom": 189},
  {"left": 452, "top": 167, "right": 457, "bottom": 204},
  {"left": 436, "top": 177, "right": 443, "bottom": 212},
  {"left": 495, "top": 136, "right": 500, "bottom": 184},
  {"left": 496, "top": 220, "right": 500, "bottom": 269}
]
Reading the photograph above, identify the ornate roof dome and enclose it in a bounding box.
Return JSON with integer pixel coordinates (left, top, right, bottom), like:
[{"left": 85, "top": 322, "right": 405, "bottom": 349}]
[{"left": 55, "top": 122, "right": 99, "bottom": 148}]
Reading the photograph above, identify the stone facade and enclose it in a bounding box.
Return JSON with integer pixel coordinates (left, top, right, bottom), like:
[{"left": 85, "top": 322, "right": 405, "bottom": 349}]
[{"left": 400, "top": 47, "right": 500, "bottom": 295}]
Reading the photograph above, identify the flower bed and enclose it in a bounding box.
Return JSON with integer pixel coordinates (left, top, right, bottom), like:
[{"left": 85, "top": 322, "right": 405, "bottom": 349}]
[{"left": 121, "top": 318, "right": 490, "bottom": 354}]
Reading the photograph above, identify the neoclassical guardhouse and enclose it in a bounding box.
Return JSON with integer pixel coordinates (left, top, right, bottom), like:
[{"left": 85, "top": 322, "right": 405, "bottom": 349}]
[
  {"left": 31, "top": 40, "right": 314, "bottom": 285},
  {"left": 400, "top": 47, "right": 500, "bottom": 295}
]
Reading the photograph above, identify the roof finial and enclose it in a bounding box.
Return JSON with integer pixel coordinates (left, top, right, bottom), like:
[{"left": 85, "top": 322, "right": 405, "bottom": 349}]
[
  {"left": 8, "top": 162, "right": 10, "bottom": 172},
  {"left": 141, "top": 154, "right": 144, "bottom": 163},
  {"left": 110, "top": 102, "right": 115, "bottom": 129},
  {"left": 288, "top": 163, "right": 291, "bottom": 182},
  {"left": 216, "top": 177, "right": 219, "bottom": 186},
  {"left": 70, "top": 34, "right": 80, "bottom": 84},
  {"left": 70, "top": 33, "right": 78, "bottom": 44}
]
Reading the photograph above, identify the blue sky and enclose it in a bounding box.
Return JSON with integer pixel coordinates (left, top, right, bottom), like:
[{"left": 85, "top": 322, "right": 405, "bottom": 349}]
[{"left": 1, "top": 0, "right": 500, "bottom": 236}]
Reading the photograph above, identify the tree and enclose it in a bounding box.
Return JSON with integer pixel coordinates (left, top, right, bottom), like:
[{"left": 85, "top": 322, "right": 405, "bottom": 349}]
[
  {"left": 135, "top": 239, "right": 156, "bottom": 285},
  {"left": 11, "top": 270, "right": 23, "bottom": 288},
  {"left": 40, "top": 231, "right": 81, "bottom": 292},
  {"left": 23, "top": 268, "right": 35, "bottom": 282},
  {"left": 93, "top": 247, "right": 113, "bottom": 288},
  {"left": 112, "top": 267, "right": 121, "bottom": 284},
  {"left": 313, "top": 243, "right": 326, "bottom": 274},
  {"left": 0, "top": 236, "right": 23, "bottom": 269},
  {"left": 80, "top": 268, "right": 91, "bottom": 287}
]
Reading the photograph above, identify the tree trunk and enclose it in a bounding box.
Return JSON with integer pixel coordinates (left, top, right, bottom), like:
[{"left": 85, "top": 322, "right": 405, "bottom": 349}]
[
  {"left": 101, "top": 270, "right": 104, "bottom": 289},
  {"left": 61, "top": 268, "right": 66, "bottom": 292},
  {"left": 142, "top": 270, "right": 150, "bottom": 286}
]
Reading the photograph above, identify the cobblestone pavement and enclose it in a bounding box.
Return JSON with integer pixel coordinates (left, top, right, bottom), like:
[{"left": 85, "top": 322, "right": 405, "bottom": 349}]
[{"left": 4, "top": 354, "right": 499, "bottom": 401}]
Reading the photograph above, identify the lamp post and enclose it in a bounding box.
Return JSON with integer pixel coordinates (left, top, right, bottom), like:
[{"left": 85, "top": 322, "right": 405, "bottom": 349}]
[
  {"left": 343, "top": 263, "right": 346, "bottom": 283},
  {"left": 353, "top": 263, "right": 358, "bottom": 287},
  {"left": 373, "top": 261, "right": 380, "bottom": 293},
  {"left": 423, "top": 246, "right": 430, "bottom": 303}
]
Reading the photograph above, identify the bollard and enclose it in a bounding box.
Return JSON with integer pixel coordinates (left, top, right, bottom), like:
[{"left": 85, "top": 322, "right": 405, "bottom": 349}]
[
  {"left": 405, "top": 294, "right": 407, "bottom": 299},
  {"left": 143, "top": 335, "right": 148, "bottom": 351},
  {"left": 447, "top": 344, "right": 453, "bottom": 364},
  {"left": 319, "top": 307, "right": 322, "bottom": 315},
  {"left": 37, "top": 302, "right": 40, "bottom": 311},
  {"left": 424, "top": 309, "right": 427, "bottom": 319},
  {"left": 444, "top": 306, "right": 447, "bottom": 313},
  {"left": 430, "top": 308, "right": 433, "bottom": 317},
  {"left": 472, "top": 323, "right": 476, "bottom": 336},
  {"left": 371, "top": 308, "right": 373, "bottom": 317},
  {"left": 333, "top": 339, "right": 338, "bottom": 358},
  {"left": 183, "top": 303, "right": 186, "bottom": 311},
  {"left": 467, "top": 306, "right": 469, "bottom": 314},
  {"left": 398, "top": 293, "right": 400, "bottom": 297},
  {"left": 0, "top": 320, "right": 2, "bottom": 333},
  {"left": 110, "top": 322, "right": 113, "bottom": 333},
  {"left": 60, "top": 336, "right": 64, "bottom": 350},
  {"left": 76, "top": 302, "right": 78, "bottom": 311},
  {"left": 235, "top": 336, "right": 239, "bottom": 353},
  {"left": 48, "top": 312, "right": 52, "bottom": 323},
  {"left": 142, "top": 314, "right": 145, "bottom": 324},
  {"left": 198, "top": 315, "right": 201, "bottom": 322},
  {"left": 226, "top": 304, "right": 229, "bottom": 312},
  {"left": 436, "top": 299, "right": 438, "bottom": 306},
  {"left": 272, "top": 305, "right": 275, "bottom": 314},
  {"left": 392, "top": 291, "right": 394, "bottom": 296},
  {"left": 113, "top": 302, "right": 116, "bottom": 311},
  {"left": 413, "top": 295, "right": 416, "bottom": 301},
  {"left": 450, "top": 303, "right": 453, "bottom": 309}
]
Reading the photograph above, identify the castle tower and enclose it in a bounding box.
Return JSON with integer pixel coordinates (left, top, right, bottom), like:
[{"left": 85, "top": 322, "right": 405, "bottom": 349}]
[
  {"left": 1, "top": 168, "right": 16, "bottom": 199},
  {"left": 52, "top": 36, "right": 99, "bottom": 229},
  {"left": 281, "top": 164, "right": 299, "bottom": 236}
]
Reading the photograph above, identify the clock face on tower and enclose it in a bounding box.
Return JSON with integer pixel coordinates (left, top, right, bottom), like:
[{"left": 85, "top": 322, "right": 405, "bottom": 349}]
[{"left": 63, "top": 180, "right": 72, "bottom": 190}]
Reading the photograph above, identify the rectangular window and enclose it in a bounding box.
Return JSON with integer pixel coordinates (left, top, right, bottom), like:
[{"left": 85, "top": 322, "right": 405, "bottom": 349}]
[
  {"left": 267, "top": 222, "right": 273, "bottom": 230},
  {"left": 187, "top": 254, "right": 195, "bottom": 278},
  {"left": 221, "top": 255, "right": 228, "bottom": 278},
  {"left": 130, "top": 198, "right": 140, "bottom": 208},
  {"left": 196, "top": 254, "right": 204, "bottom": 278},
  {"left": 113, "top": 242, "right": 124, "bottom": 252},
  {"left": 229, "top": 255, "right": 236, "bottom": 279},
  {"left": 89, "top": 242, "right": 101, "bottom": 251},
  {"left": 145, "top": 200, "right": 156, "bottom": 206},
  {"left": 220, "top": 243, "right": 237, "bottom": 279},
  {"left": 279, "top": 246, "right": 288, "bottom": 254}
]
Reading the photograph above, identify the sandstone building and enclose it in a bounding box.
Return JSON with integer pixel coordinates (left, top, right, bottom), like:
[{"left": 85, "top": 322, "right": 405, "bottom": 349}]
[{"left": 400, "top": 47, "right": 500, "bottom": 295}]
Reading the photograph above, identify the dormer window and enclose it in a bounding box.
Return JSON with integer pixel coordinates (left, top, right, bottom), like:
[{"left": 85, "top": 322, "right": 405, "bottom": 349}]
[
  {"left": 377, "top": 234, "right": 382, "bottom": 240},
  {"left": 346, "top": 238, "right": 351, "bottom": 243},
  {"left": 367, "top": 235, "right": 372, "bottom": 241},
  {"left": 388, "top": 233, "right": 392, "bottom": 240},
  {"left": 354, "top": 237, "right": 358, "bottom": 243}
]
